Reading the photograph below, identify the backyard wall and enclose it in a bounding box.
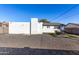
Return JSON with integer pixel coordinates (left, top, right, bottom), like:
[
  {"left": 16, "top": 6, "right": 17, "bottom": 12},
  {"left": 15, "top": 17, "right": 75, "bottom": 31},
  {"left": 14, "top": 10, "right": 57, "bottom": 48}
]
[
  {"left": 9, "top": 22, "right": 30, "bottom": 35},
  {"left": 31, "top": 18, "right": 43, "bottom": 34},
  {"left": 9, "top": 18, "right": 60, "bottom": 35},
  {"left": 9, "top": 18, "right": 43, "bottom": 35}
]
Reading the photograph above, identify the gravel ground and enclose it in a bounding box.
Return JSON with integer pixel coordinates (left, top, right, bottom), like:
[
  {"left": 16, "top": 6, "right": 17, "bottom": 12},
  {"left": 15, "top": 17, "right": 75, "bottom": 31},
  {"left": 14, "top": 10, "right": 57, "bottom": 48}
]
[{"left": 0, "top": 34, "right": 79, "bottom": 54}]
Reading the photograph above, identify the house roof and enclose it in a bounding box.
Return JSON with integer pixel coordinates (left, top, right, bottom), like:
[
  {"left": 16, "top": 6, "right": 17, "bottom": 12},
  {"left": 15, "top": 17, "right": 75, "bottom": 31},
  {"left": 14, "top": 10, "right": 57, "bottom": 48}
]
[
  {"left": 43, "top": 22, "right": 64, "bottom": 26},
  {"left": 65, "top": 23, "right": 79, "bottom": 28},
  {"left": 0, "top": 22, "right": 9, "bottom": 27},
  {"left": 67, "top": 23, "right": 79, "bottom": 26}
]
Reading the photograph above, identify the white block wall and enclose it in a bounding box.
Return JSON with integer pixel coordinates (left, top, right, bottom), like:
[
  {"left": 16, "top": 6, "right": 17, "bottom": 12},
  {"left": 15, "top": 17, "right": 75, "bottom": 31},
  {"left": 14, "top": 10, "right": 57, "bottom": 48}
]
[
  {"left": 42, "top": 26, "right": 61, "bottom": 33},
  {"left": 9, "top": 22, "right": 30, "bottom": 35},
  {"left": 43, "top": 26, "right": 55, "bottom": 33},
  {"left": 9, "top": 18, "right": 60, "bottom": 35},
  {"left": 31, "top": 18, "right": 43, "bottom": 34}
]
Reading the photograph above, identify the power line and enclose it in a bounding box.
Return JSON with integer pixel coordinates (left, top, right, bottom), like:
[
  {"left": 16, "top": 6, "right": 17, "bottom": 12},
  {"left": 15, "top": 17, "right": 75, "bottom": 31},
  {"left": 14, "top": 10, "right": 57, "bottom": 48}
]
[{"left": 49, "top": 5, "right": 78, "bottom": 22}]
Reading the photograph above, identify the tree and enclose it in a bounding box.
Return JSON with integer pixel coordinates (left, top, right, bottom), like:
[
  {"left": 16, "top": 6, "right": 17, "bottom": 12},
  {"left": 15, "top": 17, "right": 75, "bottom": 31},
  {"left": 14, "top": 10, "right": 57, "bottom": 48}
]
[{"left": 39, "top": 19, "right": 50, "bottom": 23}]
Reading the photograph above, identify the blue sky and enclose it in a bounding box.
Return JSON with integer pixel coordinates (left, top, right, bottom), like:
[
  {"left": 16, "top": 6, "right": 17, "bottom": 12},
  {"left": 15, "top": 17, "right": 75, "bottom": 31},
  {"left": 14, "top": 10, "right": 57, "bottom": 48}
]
[{"left": 0, "top": 4, "right": 79, "bottom": 24}]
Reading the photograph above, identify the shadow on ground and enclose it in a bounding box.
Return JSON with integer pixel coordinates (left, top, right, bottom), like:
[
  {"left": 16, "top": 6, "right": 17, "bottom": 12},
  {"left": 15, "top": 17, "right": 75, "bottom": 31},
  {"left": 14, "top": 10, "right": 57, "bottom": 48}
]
[{"left": 0, "top": 47, "right": 79, "bottom": 55}]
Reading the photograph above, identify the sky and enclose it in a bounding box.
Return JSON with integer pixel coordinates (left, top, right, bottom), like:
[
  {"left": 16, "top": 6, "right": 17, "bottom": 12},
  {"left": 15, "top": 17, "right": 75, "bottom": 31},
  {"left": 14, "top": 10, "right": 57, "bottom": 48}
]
[{"left": 0, "top": 4, "right": 79, "bottom": 24}]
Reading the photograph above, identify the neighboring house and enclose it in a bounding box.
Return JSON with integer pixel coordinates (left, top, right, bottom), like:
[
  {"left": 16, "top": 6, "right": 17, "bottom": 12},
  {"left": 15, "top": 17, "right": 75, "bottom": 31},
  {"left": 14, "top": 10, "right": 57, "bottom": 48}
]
[
  {"left": 42, "top": 22, "right": 64, "bottom": 33},
  {"left": 0, "top": 22, "right": 9, "bottom": 34},
  {"left": 64, "top": 23, "right": 79, "bottom": 34}
]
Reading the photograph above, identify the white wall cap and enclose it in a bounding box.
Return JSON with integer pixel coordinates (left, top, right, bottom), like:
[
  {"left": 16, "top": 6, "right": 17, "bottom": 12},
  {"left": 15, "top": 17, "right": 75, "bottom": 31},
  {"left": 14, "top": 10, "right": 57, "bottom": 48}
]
[{"left": 31, "top": 18, "right": 38, "bottom": 22}]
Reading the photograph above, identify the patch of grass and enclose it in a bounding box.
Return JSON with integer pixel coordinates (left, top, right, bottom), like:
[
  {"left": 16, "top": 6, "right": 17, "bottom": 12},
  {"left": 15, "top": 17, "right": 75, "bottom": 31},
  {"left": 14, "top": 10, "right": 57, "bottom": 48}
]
[
  {"left": 55, "top": 31, "right": 61, "bottom": 35},
  {"left": 48, "top": 31, "right": 62, "bottom": 37},
  {"left": 64, "top": 34, "right": 79, "bottom": 39},
  {"left": 48, "top": 33, "right": 57, "bottom": 37}
]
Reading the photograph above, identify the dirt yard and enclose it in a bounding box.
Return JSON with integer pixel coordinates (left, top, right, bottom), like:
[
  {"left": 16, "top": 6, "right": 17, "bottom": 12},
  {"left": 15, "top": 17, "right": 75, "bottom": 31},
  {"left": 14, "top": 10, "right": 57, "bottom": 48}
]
[{"left": 0, "top": 34, "right": 79, "bottom": 51}]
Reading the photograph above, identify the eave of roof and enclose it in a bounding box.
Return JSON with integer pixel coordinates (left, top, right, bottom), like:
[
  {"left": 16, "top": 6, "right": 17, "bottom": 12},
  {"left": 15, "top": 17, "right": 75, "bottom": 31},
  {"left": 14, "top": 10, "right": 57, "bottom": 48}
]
[{"left": 43, "top": 22, "right": 64, "bottom": 26}]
